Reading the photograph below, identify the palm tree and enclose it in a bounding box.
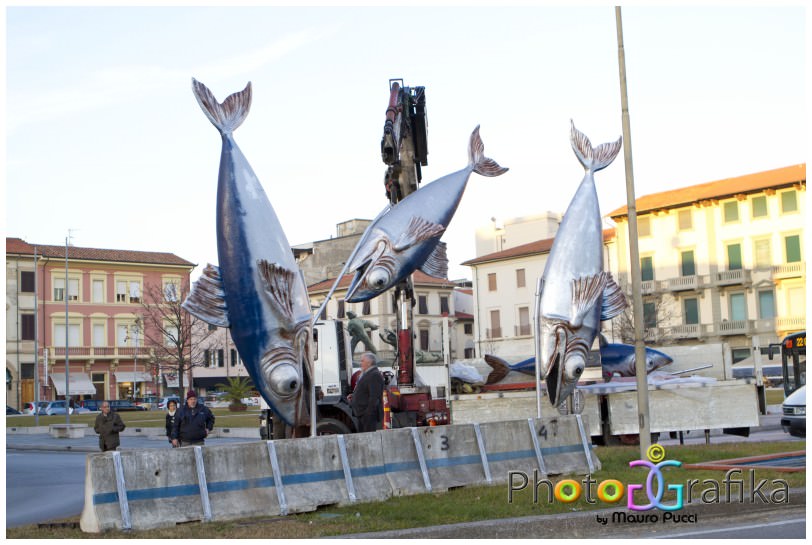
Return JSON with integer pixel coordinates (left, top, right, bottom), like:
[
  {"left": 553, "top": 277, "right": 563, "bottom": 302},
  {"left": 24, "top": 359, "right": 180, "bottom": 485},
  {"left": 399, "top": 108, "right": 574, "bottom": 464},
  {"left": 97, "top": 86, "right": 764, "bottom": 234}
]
[{"left": 215, "top": 376, "right": 253, "bottom": 411}]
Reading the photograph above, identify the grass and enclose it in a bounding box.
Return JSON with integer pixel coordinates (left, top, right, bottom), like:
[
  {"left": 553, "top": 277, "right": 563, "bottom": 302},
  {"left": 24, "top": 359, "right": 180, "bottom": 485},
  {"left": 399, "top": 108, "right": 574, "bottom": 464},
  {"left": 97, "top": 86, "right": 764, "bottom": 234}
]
[
  {"left": 6, "top": 408, "right": 263, "bottom": 429},
  {"left": 6, "top": 440, "right": 804, "bottom": 539}
]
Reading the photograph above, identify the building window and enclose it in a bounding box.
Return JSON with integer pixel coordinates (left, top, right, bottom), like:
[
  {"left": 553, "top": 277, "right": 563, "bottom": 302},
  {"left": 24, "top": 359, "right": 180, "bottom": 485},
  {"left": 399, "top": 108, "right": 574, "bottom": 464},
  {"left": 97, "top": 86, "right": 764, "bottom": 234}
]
[
  {"left": 337, "top": 299, "right": 345, "bottom": 319},
  {"left": 489, "top": 310, "right": 501, "bottom": 338},
  {"left": 319, "top": 302, "right": 327, "bottom": 321},
  {"left": 93, "top": 324, "right": 105, "bottom": 347},
  {"left": 683, "top": 298, "right": 699, "bottom": 325},
  {"left": 208, "top": 324, "right": 217, "bottom": 331},
  {"left": 784, "top": 234, "right": 801, "bottom": 263},
  {"left": 56, "top": 324, "right": 81, "bottom": 346},
  {"left": 780, "top": 190, "right": 798, "bottom": 214},
  {"left": 464, "top": 323, "right": 473, "bottom": 335},
  {"left": 758, "top": 289, "right": 776, "bottom": 319},
  {"left": 640, "top": 256, "right": 654, "bottom": 282},
  {"left": 362, "top": 300, "right": 371, "bottom": 316},
  {"left": 54, "top": 278, "right": 65, "bottom": 301},
  {"left": 92, "top": 279, "right": 105, "bottom": 303},
  {"left": 217, "top": 349, "right": 225, "bottom": 368},
  {"left": 163, "top": 282, "right": 179, "bottom": 302},
  {"left": 419, "top": 329, "right": 429, "bottom": 351},
  {"left": 754, "top": 238, "right": 771, "bottom": 268},
  {"left": 488, "top": 273, "right": 497, "bottom": 291},
  {"left": 465, "top": 347, "right": 475, "bottom": 358},
  {"left": 726, "top": 243, "right": 742, "bottom": 271},
  {"left": 637, "top": 216, "right": 651, "bottom": 237},
  {"left": 677, "top": 210, "right": 692, "bottom": 231},
  {"left": 729, "top": 292, "right": 747, "bottom": 321},
  {"left": 164, "top": 325, "right": 179, "bottom": 346},
  {"left": 516, "top": 268, "right": 526, "bottom": 288},
  {"left": 117, "top": 325, "right": 129, "bottom": 346},
  {"left": 680, "top": 250, "right": 695, "bottom": 277},
  {"left": 751, "top": 195, "right": 768, "bottom": 218},
  {"left": 517, "top": 306, "right": 531, "bottom": 336},
  {"left": 20, "top": 271, "right": 35, "bottom": 293},
  {"left": 732, "top": 348, "right": 750, "bottom": 364},
  {"left": 67, "top": 278, "right": 80, "bottom": 301},
  {"left": 440, "top": 295, "right": 449, "bottom": 315},
  {"left": 418, "top": 294, "right": 429, "bottom": 315},
  {"left": 204, "top": 349, "right": 213, "bottom": 368},
  {"left": 21, "top": 314, "right": 35, "bottom": 341},
  {"left": 723, "top": 201, "right": 739, "bottom": 223},
  {"left": 230, "top": 349, "right": 238, "bottom": 367},
  {"left": 643, "top": 302, "right": 657, "bottom": 329},
  {"left": 116, "top": 281, "right": 127, "bottom": 303},
  {"left": 129, "top": 281, "right": 141, "bottom": 303}
]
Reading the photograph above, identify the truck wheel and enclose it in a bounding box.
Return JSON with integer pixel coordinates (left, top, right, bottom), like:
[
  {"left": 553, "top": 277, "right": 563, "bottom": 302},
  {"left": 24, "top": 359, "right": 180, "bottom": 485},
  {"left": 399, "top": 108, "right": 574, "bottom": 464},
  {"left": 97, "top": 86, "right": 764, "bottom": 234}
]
[{"left": 317, "top": 418, "right": 352, "bottom": 435}]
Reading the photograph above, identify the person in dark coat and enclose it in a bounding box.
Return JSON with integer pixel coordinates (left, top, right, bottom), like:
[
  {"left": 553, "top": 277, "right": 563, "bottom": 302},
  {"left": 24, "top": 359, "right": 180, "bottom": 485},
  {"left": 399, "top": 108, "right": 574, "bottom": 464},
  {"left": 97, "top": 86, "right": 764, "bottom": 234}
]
[
  {"left": 165, "top": 399, "right": 178, "bottom": 447},
  {"left": 93, "top": 401, "right": 126, "bottom": 452},
  {"left": 171, "top": 390, "right": 215, "bottom": 447},
  {"left": 350, "top": 352, "right": 385, "bottom": 433}
]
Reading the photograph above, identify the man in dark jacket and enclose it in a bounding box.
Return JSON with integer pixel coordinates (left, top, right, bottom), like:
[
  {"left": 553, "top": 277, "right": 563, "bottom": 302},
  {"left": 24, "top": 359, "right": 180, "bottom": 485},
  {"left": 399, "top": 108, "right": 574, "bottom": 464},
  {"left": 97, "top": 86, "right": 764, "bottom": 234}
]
[
  {"left": 171, "top": 390, "right": 215, "bottom": 447},
  {"left": 350, "top": 352, "right": 385, "bottom": 432},
  {"left": 94, "top": 401, "right": 126, "bottom": 452}
]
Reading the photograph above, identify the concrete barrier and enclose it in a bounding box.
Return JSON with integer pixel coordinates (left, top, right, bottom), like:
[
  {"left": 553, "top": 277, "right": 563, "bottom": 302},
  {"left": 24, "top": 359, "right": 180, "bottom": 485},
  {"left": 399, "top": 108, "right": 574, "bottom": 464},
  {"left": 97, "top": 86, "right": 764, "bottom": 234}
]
[
  {"left": 81, "top": 417, "right": 600, "bottom": 532},
  {"left": 49, "top": 423, "right": 87, "bottom": 438}
]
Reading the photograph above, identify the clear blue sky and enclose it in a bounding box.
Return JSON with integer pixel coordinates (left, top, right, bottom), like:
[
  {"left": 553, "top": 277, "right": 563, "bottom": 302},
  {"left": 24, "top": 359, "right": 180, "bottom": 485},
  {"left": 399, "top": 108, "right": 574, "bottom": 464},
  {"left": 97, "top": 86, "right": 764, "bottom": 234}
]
[{"left": 5, "top": 5, "right": 806, "bottom": 281}]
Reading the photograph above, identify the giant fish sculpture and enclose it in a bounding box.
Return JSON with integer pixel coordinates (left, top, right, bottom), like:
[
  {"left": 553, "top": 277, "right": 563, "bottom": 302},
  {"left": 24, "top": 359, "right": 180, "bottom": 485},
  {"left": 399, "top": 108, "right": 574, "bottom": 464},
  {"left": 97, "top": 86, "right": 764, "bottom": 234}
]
[
  {"left": 537, "top": 122, "right": 627, "bottom": 406},
  {"left": 182, "top": 79, "right": 312, "bottom": 432},
  {"left": 344, "top": 126, "right": 507, "bottom": 302}
]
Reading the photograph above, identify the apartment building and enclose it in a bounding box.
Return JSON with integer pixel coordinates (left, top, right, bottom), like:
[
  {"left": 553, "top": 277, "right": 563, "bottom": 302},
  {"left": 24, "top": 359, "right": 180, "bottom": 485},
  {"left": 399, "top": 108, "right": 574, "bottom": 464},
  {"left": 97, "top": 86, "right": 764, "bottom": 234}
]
[
  {"left": 608, "top": 164, "right": 805, "bottom": 361},
  {"left": 6, "top": 238, "right": 195, "bottom": 409},
  {"left": 308, "top": 271, "right": 474, "bottom": 363},
  {"left": 462, "top": 230, "right": 617, "bottom": 358},
  {"left": 192, "top": 324, "right": 256, "bottom": 395}
]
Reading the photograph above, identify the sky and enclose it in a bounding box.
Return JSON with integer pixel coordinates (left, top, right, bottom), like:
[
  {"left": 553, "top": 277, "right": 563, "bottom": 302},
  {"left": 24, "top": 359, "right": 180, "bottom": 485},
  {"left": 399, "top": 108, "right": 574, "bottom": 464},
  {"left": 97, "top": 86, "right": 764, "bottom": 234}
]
[{"left": 5, "top": 4, "right": 807, "bottom": 282}]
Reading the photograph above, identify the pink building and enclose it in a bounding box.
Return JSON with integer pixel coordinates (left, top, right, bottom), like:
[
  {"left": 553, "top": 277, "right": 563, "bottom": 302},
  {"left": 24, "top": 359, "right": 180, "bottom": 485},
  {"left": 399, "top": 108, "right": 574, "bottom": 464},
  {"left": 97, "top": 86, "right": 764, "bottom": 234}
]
[{"left": 6, "top": 238, "right": 195, "bottom": 407}]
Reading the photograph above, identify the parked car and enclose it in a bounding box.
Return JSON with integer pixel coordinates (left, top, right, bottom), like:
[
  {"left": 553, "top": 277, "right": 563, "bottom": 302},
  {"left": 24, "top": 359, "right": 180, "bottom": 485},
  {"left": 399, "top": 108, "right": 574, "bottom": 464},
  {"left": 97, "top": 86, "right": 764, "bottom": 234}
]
[
  {"left": 109, "top": 399, "right": 147, "bottom": 411},
  {"left": 781, "top": 385, "right": 806, "bottom": 437},
  {"left": 80, "top": 399, "right": 103, "bottom": 411},
  {"left": 40, "top": 401, "right": 76, "bottom": 415},
  {"left": 158, "top": 396, "right": 181, "bottom": 410},
  {"left": 7, "top": 405, "right": 21, "bottom": 415},
  {"left": 21, "top": 402, "right": 38, "bottom": 415},
  {"left": 134, "top": 396, "right": 159, "bottom": 410}
]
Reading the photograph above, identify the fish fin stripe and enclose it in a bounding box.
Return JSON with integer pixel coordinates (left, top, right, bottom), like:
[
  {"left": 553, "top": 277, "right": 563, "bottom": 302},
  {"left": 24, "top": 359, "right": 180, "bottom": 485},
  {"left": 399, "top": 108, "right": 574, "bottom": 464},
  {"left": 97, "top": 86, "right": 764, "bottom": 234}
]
[
  {"left": 570, "top": 120, "right": 622, "bottom": 173},
  {"left": 419, "top": 241, "right": 449, "bottom": 279},
  {"left": 569, "top": 273, "right": 608, "bottom": 329},
  {"left": 483, "top": 354, "right": 511, "bottom": 384},
  {"left": 181, "top": 264, "right": 231, "bottom": 328},
  {"left": 468, "top": 125, "right": 509, "bottom": 177},
  {"left": 600, "top": 274, "right": 628, "bottom": 321},
  {"left": 394, "top": 216, "right": 446, "bottom": 251},
  {"left": 256, "top": 260, "right": 296, "bottom": 327},
  {"left": 192, "top": 78, "right": 252, "bottom": 134}
]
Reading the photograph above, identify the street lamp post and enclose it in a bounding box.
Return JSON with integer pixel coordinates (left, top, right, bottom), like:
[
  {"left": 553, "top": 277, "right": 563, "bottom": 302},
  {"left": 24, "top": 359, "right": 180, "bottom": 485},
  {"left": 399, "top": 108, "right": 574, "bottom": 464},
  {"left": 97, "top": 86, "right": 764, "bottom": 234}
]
[{"left": 133, "top": 318, "right": 141, "bottom": 400}]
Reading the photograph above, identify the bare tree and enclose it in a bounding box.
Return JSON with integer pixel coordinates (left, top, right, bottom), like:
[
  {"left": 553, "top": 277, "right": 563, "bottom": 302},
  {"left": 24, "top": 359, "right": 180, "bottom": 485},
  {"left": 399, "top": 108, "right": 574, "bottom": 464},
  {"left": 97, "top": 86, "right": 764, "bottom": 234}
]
[
  {"left": 138, "top": 281, "right": 214, "bottom": 397},
  {"left": 609, "top": 292, "right": 680, "bottom": 345}
]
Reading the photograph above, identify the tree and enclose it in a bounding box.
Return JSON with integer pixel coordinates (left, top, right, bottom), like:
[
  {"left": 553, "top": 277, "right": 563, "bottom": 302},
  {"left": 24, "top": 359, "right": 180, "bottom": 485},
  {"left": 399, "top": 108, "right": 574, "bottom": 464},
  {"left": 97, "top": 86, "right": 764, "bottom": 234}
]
[
  {"left": 608, "top": 292, "right": 680, "bottom": 345},
  {"left": 139, "top": 281, "right": 214, "bottom": 398},
  {"left": 215, "top": 376, "right": 253, "bottom": 411}
]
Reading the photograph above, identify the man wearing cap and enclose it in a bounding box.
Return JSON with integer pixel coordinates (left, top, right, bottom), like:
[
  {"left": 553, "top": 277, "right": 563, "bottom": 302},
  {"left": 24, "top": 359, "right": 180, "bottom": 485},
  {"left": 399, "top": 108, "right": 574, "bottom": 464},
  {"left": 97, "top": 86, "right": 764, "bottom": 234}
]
[
  {"left": 171, "top": 390, "right": 215, "bottom": 447},
  {"left": 350, "top": 352, "right": 385, "bottom": 433}
]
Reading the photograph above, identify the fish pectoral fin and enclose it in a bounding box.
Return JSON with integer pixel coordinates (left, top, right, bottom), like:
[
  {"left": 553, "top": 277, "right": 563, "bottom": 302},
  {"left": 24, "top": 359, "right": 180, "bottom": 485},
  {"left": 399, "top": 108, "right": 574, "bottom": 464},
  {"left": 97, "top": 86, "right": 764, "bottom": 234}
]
[
  {"left": 598, "top": 332, "right": 609, "bottom": 348},
  {"left": 570, "top": 273, "right": 608, "bottom": 329},
  {"left": 182, "top": 264, "right": 231, "bottom": 327},
  {"left": 600, "top": 273, "right": 628, "bottom": 321},
  {"left": 256, "top": 259, "right": 296, "bottom": 327},
  {"left": 393, "top": 216, "right": 446, "bottom": 252},
  {"left": 418, "top": 241, "right": 448, "bottom": 279}
]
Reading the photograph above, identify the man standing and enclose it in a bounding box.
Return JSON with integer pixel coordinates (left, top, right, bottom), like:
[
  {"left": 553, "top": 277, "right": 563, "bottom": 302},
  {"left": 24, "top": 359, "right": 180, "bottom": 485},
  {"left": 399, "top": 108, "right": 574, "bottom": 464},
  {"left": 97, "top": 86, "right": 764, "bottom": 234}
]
[
  {"left": 171, "top": 390, "right": 215, "bottom": 447},
  {"left": 93, "top": 401, "right": 126, "bottom": 452},
  {"left": 350, "top": 352, "right": 385, "bottom": 432}
]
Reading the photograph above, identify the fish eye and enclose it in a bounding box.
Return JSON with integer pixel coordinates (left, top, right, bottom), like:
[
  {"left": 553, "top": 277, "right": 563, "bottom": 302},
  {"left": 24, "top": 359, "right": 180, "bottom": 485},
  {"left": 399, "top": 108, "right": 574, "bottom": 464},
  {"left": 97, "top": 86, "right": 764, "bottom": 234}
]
[
  {"left": 268, "top": 363, "right": 301, "bottom": 398},
  {"left": 366, "top": 267, "right": 391, "bottom": 291},
  {"left": 564, "top": 356, "right": 585, "bottom": 381}
]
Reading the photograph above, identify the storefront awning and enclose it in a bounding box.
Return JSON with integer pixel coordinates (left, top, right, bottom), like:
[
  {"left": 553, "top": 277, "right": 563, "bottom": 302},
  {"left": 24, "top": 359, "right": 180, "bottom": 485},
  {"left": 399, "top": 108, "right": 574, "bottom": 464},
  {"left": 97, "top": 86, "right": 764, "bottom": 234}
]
[
  {"left": 114, "top": 372, "right": 153, "bottom": 383},
  {"left": 163, "top": 373, "right": 179, "bottom": 388},
  {"left": 49, "top": 373, "right": 97, "bottom": 396}
]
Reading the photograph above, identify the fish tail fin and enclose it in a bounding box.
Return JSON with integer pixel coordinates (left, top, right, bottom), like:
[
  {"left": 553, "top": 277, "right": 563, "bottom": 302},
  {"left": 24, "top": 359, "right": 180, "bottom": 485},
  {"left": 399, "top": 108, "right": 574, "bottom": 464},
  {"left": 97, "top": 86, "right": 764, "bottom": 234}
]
[
  {"left": 192, "top": 78, "right": 252, "bottom": 134},
  {"left": 570, "top": 120, "right": 622, "bottom": 173},
  {"left": 469, "top": 125, "right": 509, "bottom": 177}
]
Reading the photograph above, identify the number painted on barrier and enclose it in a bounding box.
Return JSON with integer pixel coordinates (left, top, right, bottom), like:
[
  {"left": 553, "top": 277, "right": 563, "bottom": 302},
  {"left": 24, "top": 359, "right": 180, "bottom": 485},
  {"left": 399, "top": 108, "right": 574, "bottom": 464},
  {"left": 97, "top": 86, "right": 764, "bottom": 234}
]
[
  {"left": 538, "top": 421, "right": 559, "bottom": 440},
  {"left": 440, "top": 435, "right": 450, "bottom": 451},
  {"left": 538, "top": 426, "right": 547, "bottom": 440}
]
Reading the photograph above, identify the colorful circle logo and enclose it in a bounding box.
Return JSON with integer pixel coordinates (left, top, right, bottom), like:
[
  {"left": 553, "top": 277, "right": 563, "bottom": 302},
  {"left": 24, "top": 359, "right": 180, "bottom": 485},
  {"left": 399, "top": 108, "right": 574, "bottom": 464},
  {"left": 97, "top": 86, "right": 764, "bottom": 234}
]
[{"left": 646, "top": 443, "right": 665, "bottom": 463}]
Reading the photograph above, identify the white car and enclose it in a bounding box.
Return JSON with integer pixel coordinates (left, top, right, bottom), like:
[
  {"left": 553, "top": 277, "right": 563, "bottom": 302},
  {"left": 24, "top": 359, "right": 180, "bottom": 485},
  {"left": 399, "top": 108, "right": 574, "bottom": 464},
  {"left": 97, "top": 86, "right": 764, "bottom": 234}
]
[{"left": 781, "top": 385, "right": 806, "bottom": 437}]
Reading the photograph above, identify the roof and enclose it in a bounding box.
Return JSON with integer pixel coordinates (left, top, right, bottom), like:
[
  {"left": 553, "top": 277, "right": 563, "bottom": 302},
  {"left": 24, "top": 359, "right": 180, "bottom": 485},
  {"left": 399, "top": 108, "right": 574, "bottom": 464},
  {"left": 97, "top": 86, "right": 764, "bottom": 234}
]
[
  {"left": 608, "top": 164, "right": 806, "bottom": 218},
  {"left": 455, "top": 311, "right": 474, "bottom": 320},
  {"left": 6, "top": 238, "right": 195, "bottom": 267},
  {"left": 308, "top": 270, "right": 458, "bottom": 293},
  {"left": 462, "top": 228, "right": 616, "bottom": 266}
]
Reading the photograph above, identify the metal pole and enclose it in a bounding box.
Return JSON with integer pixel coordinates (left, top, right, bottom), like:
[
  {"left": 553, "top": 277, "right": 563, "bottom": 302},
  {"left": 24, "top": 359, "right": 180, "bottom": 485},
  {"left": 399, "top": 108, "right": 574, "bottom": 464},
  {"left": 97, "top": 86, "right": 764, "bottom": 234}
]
[
  {"left": 615, "top": 6, "right": 650, "bottom": 457},
  {"left": 34, "top": 247, "right": 39, "bottom": 426},
  {"left": 133, "top": 318, "right": 140, "bottom": 400},
  {"left": 65, "top": 236, "right": 70, "bottom": 424}
]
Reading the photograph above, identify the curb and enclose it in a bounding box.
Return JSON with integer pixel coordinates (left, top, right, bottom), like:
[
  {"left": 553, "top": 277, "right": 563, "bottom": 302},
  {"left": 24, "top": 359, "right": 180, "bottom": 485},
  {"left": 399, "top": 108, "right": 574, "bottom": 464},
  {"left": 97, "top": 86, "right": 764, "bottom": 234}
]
[{"left": 333, "top": 487, "right": 806, "bottom": 539}]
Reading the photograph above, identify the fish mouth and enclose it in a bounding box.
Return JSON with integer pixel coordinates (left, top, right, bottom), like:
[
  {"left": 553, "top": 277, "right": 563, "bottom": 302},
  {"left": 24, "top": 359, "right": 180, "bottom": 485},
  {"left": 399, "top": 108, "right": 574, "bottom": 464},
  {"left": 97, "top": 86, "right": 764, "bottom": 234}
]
[
  {"left": 545, "top": 354, "right": 562, "bottom": 406},
  {"left": 345, "top": 267, "right": 369, "bottom": 303}
]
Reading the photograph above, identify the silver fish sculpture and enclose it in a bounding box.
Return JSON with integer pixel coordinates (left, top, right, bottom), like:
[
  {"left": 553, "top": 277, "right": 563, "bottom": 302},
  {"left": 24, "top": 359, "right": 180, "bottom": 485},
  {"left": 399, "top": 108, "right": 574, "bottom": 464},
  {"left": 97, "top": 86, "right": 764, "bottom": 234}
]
[
  {"left": 344, "top": 126, "right": 508, "bottom": 302},
  {"left": 597, "top": 334, "right": 673, "bottom": 382},
  {"left": 537, "top": 121, "right": 627, "bottom": 406},
  {"left": 182, "top": 79, "right": 312, "bottom": 429}
]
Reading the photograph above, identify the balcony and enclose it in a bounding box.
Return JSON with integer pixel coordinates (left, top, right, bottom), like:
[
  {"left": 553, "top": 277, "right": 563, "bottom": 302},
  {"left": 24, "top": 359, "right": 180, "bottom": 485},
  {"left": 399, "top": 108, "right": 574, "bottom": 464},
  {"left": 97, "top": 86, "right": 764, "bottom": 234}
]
[
  {"left": 772, "top": 262, "right": 805, "bottom": 280},
  {"left": 514, "top": 324, "right": 532, "bottom": 337},
  {"left": 641, "top": 280, "right": 658, "bottom": 295},
  {"left": 777, "top": 316, "right": 806, "bottom": 332},
  {"left": 663, "top": 275, "right": 702, "bottom": 292},
  {"left": 660, "top": 324, "right": 702, "bottom": 340},
  {"left": 42, "top": 346, "right": 147, "bottom": 360},
  {"left": 717, "top": 319, "right": 752, "bottom": 336},
  {"left": 485, "top": 328, "right": 503, "bottom": 339},
  {"left": 713, "top": 269, "right": 751, "bottom": 287}
]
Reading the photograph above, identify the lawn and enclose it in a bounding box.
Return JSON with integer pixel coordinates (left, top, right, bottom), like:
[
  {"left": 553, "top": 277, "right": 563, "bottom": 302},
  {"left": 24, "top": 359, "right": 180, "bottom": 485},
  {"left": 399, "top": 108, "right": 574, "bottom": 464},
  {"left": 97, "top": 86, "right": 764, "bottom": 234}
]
[
  {"left": 6, "top": 440, "right": 804, "bottom": 539},
  {"left": 7, "top": 408, "right": 263, "bottom": 429}
]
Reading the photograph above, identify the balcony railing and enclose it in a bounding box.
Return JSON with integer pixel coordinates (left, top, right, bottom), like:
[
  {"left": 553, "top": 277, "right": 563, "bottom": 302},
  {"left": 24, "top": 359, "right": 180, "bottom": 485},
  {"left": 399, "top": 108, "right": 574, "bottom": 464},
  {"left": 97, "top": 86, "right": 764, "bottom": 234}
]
[
  {"left": 772, "top": 262, "right": 805, "bottom": 280},
  {"left": 663, "top": 275, "right": 702, "bottom": 292},
  {"left": 42, "top": 346, "right": 148, "bottom": 360},
  {"left": 777, "top": 316, "right": 806, "bottom": 332},
  {"left": 486, "top": 328, "right": 503, "bottom": 339},
  {"left": 717, "top": 319, "right": 751, "bottom": 336},
  {"left": 641, "top": 280, "right": 657, "bottom": 294},
  {"left": 714, "top": 269, "right": 751, "bottom": 287},
  {"left": 514, "top": 324, "right": 532, "bottom": 337},
  {"left": 662, "top": 324, "right": 701, "bottom": 339}
]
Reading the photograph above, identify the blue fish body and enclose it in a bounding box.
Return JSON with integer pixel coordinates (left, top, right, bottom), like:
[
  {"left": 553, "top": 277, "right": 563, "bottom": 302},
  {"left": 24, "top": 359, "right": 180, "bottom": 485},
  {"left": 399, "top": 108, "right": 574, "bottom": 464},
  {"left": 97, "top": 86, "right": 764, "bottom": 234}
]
[
  {"left": 345, "top": 127, "right": 507, "bottom": 302},
  {"left": 598, "top": 342, "right": 673, "bottom": 381},
  {"left": 183, "top": 80, "right": 312, "bottom": 428}
]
